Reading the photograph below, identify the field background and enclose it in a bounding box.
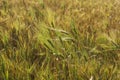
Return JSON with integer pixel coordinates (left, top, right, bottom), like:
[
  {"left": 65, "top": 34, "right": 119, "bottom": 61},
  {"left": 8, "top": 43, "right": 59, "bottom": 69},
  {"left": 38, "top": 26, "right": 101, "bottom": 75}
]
[{"left": 0, "top": 0, "right": 120, "bottom": 80}]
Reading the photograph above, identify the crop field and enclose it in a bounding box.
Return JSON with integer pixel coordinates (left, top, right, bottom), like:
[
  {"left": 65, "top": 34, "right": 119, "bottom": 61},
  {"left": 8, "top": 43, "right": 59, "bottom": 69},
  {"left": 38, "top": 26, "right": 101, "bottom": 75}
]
[{"left": 0, "top": 0, "right": 120, "bottom": 80}]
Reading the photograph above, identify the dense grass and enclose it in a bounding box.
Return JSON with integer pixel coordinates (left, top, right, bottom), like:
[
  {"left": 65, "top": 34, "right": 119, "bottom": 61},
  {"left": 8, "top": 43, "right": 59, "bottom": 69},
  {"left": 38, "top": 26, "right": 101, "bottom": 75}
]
[{"left": 0, "top": 0, "right": 120, "bottom": 80}]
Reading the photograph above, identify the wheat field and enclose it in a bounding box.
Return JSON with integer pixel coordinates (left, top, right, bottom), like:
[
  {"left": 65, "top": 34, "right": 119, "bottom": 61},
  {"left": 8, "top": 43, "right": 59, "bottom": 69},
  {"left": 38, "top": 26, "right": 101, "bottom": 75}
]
[{"left": 0, "top": 0, "right": 120, "bottom": 80}]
